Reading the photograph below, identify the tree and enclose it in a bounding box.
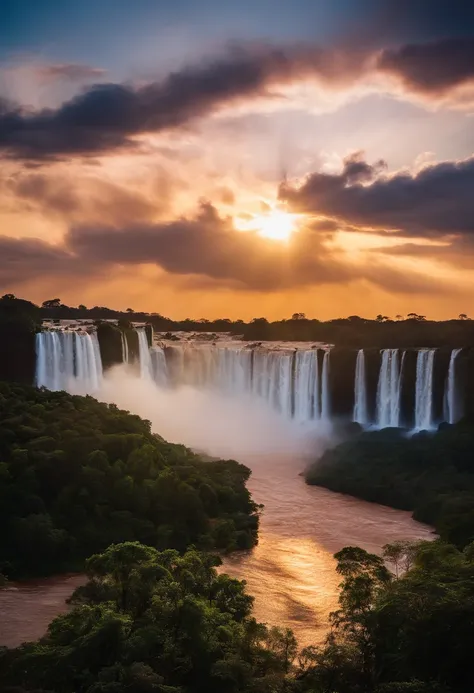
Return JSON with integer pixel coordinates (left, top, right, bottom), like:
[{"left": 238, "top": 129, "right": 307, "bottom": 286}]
[
  {"left": 126, "top": 308, "right": 134, "bottom": 313},
  {"left": 376, "top": 314, "right": 390, "bottom": 322},
  {"left": 291, "top": 312, "right": 307, "bottom": 320},
  {"left": 1, "top": 293, "right": 15, "bottom": 300},
  {"left": 395, "top": 314, "right": 403, "bottom": 321},
  {"left": 78, "top": 304, "right": 87, "bottom": 311},
  {"left": 383, "top": 541, "right": 420, "bottom": 578},
  {"left": 42, "top": 298, "right": 61, "bottom": 308},
  {"left": 458, "top": 313, "right": 470, "bottom": 320}
]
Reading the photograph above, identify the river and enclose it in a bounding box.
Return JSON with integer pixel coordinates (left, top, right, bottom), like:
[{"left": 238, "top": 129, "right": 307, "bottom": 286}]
[{"left": 0, "top": 452, "right": 433, "bottom": 649}]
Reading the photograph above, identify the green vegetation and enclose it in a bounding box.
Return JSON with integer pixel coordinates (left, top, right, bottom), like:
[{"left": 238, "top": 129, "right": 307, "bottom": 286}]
[
  {"left": 2, "top": 539, "right": 472, "bottom": 692},
  {"left": 0, "top": 383, "right": 258, "bottom": 579},
  {"left": 305, "top": 423, "right": 474, "bottom": 548}
]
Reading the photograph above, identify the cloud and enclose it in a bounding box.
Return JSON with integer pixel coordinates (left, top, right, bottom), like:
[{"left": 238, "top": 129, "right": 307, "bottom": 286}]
[
  {"left": 0, "top": 235, "right": 74, "bottom": 285},
  {"left": 377, "top": 37, "right": 474, "bottom": 94},
  {"left": 1, "top": 35, "right": 473, "bottom": 161},
  {"left": 6, "top": 169, "right": 166, "bottom": 223},
  {"left": 0, "top": 199, "right": 443, "bottom": 295},
  {"left": 35, "top": 63, "right": 108, "bottom": 83},
  {"left": 281, "top": 153, "right": 474, "bottom": 237},
  {"left": 0, "top": 45, "right": 354, "bottom": 160},
  {"left": 66, "top": 201, "right": 353, "bottom": 291}
]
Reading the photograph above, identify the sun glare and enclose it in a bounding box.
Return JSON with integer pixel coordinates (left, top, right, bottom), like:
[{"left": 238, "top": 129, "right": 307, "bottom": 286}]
[{"left": 249, "top": 210, "right": 299, "bottom": 241}]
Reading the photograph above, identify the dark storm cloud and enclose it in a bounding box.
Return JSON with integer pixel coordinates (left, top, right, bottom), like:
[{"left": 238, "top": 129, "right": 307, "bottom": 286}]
[
  {"left": 377, "top": 36, "right": 474, "bottom": 94},
  {"left": 1, "top": 32, "right": 474, "bottom": 161},
  {"left": 281, "top": 154, "right": 474, "bottom": 237},
  {"left": 0, "top": 45, "right": 358, "bottom": 160}
]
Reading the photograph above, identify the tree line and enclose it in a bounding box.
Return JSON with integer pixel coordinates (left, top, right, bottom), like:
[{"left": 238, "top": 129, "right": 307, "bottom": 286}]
[
  {"left": 4, "top": 294, "right": 474, "bottom": 348},
  {"left": 0, "top": 382, "right": 258, "bottom": 579},
  {"left": 1, "top": 537, "right": 472, "bottom": 692}
]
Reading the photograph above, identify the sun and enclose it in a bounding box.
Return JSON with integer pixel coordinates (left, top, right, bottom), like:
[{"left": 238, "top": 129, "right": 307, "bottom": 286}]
[{"left": 251, "top": 210, "right": 299, "bottom": 241}]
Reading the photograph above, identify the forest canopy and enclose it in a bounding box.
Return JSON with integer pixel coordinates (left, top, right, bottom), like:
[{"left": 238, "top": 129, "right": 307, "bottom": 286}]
[{"left": 0, "top": 383, "right": 259, "bottom": 579}]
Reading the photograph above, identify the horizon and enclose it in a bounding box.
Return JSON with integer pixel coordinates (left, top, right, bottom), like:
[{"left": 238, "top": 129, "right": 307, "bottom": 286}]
[
  {"left": 1, "top": 2, "right": 474, "bottom": 319},
  {"left": 8, "top": 293, "right": 473, "bottom": 323}
]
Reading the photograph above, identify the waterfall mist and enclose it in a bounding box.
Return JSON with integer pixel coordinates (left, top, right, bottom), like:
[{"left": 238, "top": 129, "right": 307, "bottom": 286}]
[{"left": 97, "top": 366, "right": 333, "bottom": 460}]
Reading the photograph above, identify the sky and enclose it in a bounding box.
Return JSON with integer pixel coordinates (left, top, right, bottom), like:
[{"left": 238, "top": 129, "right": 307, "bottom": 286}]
[{"left": 1, "top": 0, "right": 474, "bottom": 320}]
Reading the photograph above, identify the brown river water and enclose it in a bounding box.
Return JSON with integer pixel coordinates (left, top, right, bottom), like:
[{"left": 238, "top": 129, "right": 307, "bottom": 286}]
[{"left": 0, "top": 453, "right": 433, "bottom": 649}]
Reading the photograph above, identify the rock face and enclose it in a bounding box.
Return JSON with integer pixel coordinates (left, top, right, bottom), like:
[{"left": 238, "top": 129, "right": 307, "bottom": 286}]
[{"left": 0, "top": 296, "right": 40, "bottom": 385}]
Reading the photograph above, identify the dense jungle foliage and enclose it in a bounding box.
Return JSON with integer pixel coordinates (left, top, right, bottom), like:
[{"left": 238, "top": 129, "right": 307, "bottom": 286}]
[
  {"left": 306, "top": 422, "right": 474, "bottom": 548},
  {"left": 1, "top": 539, "right": 472, "bottom": 693},
  {"left": 0, "top": 383, "right": 258, "bottom": 579}
]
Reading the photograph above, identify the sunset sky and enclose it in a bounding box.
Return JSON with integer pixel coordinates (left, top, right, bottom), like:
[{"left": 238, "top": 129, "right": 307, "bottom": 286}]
[{"left": 1, "top": 0, "right": 474, "bottom": 320}]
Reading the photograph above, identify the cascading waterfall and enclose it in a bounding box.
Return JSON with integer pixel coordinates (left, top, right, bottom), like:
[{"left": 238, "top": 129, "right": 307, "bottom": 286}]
[
  {"left": 444, "top": 348, "right": 463, "bottom": 424},
  {"left": 293, "top": 349, "right": 319, "bottom": 422},
  {"left": 35, "top": 330, "right": 103, "bottom": 394},
  {"left": 376, "top": 349, "right": 405, "bottom": 428},
  {"left": 150, "top": 346, "right": 168, "bottom": 386},
  {"left": 35, "top": 326, "right": 467, "bottom": 431},
  {"left": 353, "top": 349, "right": 368, "bottom": 425},
  {"left": 414, "top": 349, "right": 436, "bottom": 430},
  {"left": 121, "top": 331, "right": 129, "bottom": 364},
  {"left": 136, "top": 328, "right": 153, "bottom": 379},
  {"left": 149, "top": 343, "right": 330, "bottom": 425},
  {"left": 321, "top": 350, "right": 331, "bottom": 421}
]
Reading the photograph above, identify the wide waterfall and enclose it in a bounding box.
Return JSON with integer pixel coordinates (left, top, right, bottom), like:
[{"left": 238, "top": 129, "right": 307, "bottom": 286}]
[
  {"left": 142, "top": 343, "right": 331, "bottom": 425},
  {"left": 35, "top": 330, "right": 103, "bottom": 394},
  {"left": 444, "top": 348, "right": 463, "bottom": 424},
  {"left": 414, "top": 349, "right": 436, "bottom": 430},
  {"left": 34, "top": 326, "right": 466, "bottom": 431},
  {"left": 353, "top": 349, "right": 368, "bottom": 425},
  {"left": 376, "top": 349, "right": 405, "bottom": 428}
]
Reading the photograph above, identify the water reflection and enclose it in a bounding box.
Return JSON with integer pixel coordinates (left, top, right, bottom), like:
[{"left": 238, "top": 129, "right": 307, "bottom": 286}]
[
  {"left": 0, "top": 453, "right": 434, "bottom": 649},
  {"left": 220, "top": 454, "right": 434, "bottom": 646}
]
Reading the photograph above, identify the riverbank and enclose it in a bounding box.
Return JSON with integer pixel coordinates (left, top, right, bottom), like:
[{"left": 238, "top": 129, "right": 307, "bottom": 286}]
[
  {"left": 305, "top": 424, "right": 474, "bottom": 548},
  {"left": 0, "top": 452, "right": 434, "bottom": 649}
]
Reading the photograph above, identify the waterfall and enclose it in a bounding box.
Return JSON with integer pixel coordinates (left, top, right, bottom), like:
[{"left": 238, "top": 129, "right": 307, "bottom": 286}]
[
  {"left": 121, "top": 331, "right": 129, "bottom": 364},
  {"left": 148, "top": 343, "right": 331, "bottom": 425},
  {"left": 136, "top": 328, "right": 153, "bottom": 379},
  {"left": 353, "top": 349, "right": 368, "bottom": 425},
  {"left": 444, "top": 348, "right": 463, "bottom": 424},
  {"left": 150, "top": 346, "right": 168, "bottom": 386},
  {"left": 321, "top": 350, "right": 331, "bottom": 421},
  {"left": 294, "top": 349, "right": 319, "bottom": 422},
  {"left": 35, "top": 330, "right": 103, "bottom": 394},
  {"left": 414, "top": 349, "right": 436, "bottom": 430},
  {"left": 376, "top": 349, "right": 405, "bottom": 428}
]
